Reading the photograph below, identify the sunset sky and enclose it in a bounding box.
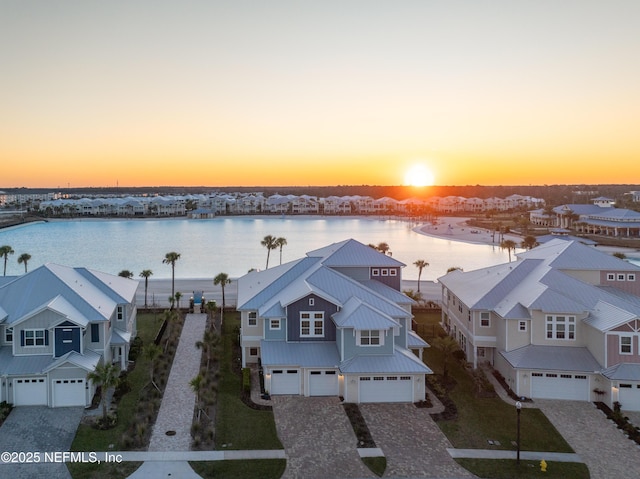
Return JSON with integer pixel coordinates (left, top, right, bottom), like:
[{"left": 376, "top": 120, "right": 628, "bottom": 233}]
[{"left": 1, "top": 1, "right": 639, "bottom": 188}]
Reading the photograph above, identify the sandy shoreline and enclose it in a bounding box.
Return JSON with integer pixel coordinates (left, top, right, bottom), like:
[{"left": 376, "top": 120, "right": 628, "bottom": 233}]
[{"left": 413, "top": 216, "right": 522, "bottom": 246}]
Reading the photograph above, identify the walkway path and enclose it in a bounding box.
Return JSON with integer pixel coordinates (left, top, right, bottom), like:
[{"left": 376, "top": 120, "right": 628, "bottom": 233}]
[{"left": 148, "top": 313, "right": 207, "bottom": 451}]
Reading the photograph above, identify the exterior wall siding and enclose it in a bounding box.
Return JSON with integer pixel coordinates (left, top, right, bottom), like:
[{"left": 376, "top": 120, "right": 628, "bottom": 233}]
[
  {"left": 264, "top": 319, "right": 287, "bottom": 340},
  {"left": 601, "top": 271, "right": 640, "bottom": 296},
  {"left": 332, "top": 267, "right": 369, "bottom": 281},
  {"left": 342, "top": 328, "right": 394, "bottom": 361},
  {"left": 607, "top": 333, "right": 640, "bottom": 366},
  {"left": 370, "top": 268, "right": 401, "bottom": 290},
  {"left": 287, "top": 294, "right": 338, "bottom": 342}
]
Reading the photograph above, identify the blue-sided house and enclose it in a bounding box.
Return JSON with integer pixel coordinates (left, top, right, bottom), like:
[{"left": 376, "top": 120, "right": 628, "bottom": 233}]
[
  {"left": 0, "top": 264, "right": 138, "bottom": 407},
  {"left": 237, "top": 239, "right": 432, "bottom": 403}
]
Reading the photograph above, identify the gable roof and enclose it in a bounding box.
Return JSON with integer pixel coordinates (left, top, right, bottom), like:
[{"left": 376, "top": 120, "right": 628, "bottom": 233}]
[
  {"left": 0, "top": 263, "right": 138, "bottom": 326},
  {"left": 307, "top": 239, "right": 405, "bottom": 268},
  {"left": 501, "top": 345, "right": 601, "bottom": 372}
]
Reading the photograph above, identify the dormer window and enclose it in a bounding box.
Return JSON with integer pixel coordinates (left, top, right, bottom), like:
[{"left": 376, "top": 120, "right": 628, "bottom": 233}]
[
  {"left": 5, "top": 327, "right": 13, "bottom": 343},
  {"left": 248, "top": 312, "right": 257, "bottom": 326},
  {"left": 117, "top": 305, "right": 124, "bottom": 321},
  {"left": 358, "top": 330, "right": 382, "bottom": 346},
  {"left": 372, "top": 269, "right": 380, "bottom": 276}
]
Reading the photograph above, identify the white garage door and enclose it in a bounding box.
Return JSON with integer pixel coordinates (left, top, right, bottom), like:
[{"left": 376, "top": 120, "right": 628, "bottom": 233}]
[
  {"left": 359, "top": 375, "right": 413, "bottom": 403},
  {"left": 618, "top": 384, "right": 640, "bottom": 411},
  {"left": 53, "top": 378, "right": 86, "bottom": 407},
  {"left": 308, "top": 370, "right": 338, "bottom": 396},
  {"left": 271, "top": 369, "right": 300, "bottom": 395},
  {"left": 531, "top": 372, "right": 589, "bottom": 400},
  {"left": 14, "top": 377, "right": 47, "bottom": 406}
]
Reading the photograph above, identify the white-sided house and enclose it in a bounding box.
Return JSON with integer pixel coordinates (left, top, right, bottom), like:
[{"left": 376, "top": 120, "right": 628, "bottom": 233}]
[
  {"left": 0, "top": 264, "right": 138, "bottom": 408},
  {"left": 439, "top": 239, "right": 640, "bottom": 411},
  {"left": 237, "top": 239, "right": 432, "bottom": 403}
]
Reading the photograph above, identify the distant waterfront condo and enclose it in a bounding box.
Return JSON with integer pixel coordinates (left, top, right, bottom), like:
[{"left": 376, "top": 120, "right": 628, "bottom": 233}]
[
  {"left": 237, "top": 239, "right": 432, "bottom": 403},
  {"left": 439, "top": 239, "right": 640, "bottom": 412},
  {"left": 0, "top": 264, "right": 137, "bottom": 407}
]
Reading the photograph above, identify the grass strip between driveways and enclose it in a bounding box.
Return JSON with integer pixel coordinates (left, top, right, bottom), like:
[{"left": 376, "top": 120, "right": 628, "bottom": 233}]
[
  {"left": 414, "top": 312, "right": 573, "bottom": 453},
  {"left": 454, "top": 459, "right": 590, "bottom": 478},
  {"left": 189, "top": 459, "right": 286, "bottom": 479},
  {"left": 67, "top": 311, "right": 164, "bottom": 479},
  {"left": 214, "top": 313, "right": 283, "bottom": 451}
]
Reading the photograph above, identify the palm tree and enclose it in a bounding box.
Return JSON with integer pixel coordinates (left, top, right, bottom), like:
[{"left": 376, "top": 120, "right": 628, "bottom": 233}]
[
  {"left": 87, "top": 362, "right": 120, "bottom": 423},
  {"left": 376, "top": 242, "right": 390, "bottom": 255},
  {"left": 413, "top": 259, "right": 429, "bottom": 292},
  {"left": 196, "top": 329, "right": 220, "bottom": 368},
  {"left": 521, "top": 235, "right": 539, "bottom": 251},
  {"left": 431, "top": 335, "right": 459, "bottom": 379},
  {"left": 118, "top": 270, "right": 134, "bottom": 279},
  {"left": 500, "top": 239, "right": 517, "bottom": 262},
  {"left": 17, "top": 253, "right": 31, "bottom": 273},
  {"left": 275, "top": 237, "right": 287, "bottom": 265},
  {"left": 163, "top": 251, "right": 181, "bottom": 300},
  {"left": 190, "top": 374, "right": 205, "bottom": 419},
  {"left": 139, "top": 269, "right": 153, "bottom": 307},
  {"left": 213, "top": 272, "right": 231, "bottom": 320},
  {"left": 205, "top": 300, "right": 217, "bottom": 324},
  {"left": 143, "top": 343, "right": 163, "bottom": 390},
  {"left": 174, "top": 291, "right": 183, "bottom": 310},
  {"left": 0, "top": 245, "right": 15, "bottom": 276},
  {"left": 261, "top": 235, "right": 278, "bottom": 269}
]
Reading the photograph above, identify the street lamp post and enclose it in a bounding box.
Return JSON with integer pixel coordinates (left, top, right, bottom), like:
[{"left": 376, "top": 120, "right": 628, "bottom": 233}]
[{"left": 516, "top": 401, "right": 522, "bottom": 465}]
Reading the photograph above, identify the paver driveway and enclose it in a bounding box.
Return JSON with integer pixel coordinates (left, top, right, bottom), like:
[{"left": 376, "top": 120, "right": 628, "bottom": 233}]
[
  {"left": 535, "top": 400, "right": 640, "bottom": 479},
  {"left": 360, "top": 403, "right": 476, "bottom": 478},
  {"left": 0, "top": 406, "right": 84, "bottom": 479},
  {"left": 272, "top": 396, "right": 374, "bottom": 479}
]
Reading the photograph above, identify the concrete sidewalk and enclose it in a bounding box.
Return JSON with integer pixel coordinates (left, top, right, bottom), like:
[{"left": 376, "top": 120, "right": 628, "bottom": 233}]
[{"left": 447, "top": 448, "right": 582, "bottom": 462}]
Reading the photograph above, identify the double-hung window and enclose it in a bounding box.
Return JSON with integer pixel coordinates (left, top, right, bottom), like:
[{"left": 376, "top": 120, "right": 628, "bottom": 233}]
[
  {"left": 248, "top": 312, "right": 257, "bottom": 326},
  {"left": 359, "top": 330, "right": 382, "bottom": 346},
  {"left": 546, "top": 315, "right": 575, "bottom": 340},
  {"left": 24, "top": 329, "right": 46, "bottom": 346},
  {"left": 480, "top": 312, "right": 490, "bottom": 327},
  {"left": 117, "top": 305, "right": 124, "bottom": 321},
  {"left": 5, "top": 327, "right": 13, "bottom": 343},
  {"left": 300, "top": 312, "right": 324, "bottom": 337},
  {"left": 620, "top": 336, "right": 632, "bottom": 354}
]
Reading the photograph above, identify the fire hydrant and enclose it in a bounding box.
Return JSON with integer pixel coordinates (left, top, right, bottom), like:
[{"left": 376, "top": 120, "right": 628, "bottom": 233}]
[{"left": 540, "top": 459, "right": 547, "bottom": 472}]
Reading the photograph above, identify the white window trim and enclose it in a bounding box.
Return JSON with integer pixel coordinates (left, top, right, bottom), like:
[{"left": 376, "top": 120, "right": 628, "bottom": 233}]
[
  {"left": 248, "top": 312, "right": 257, "bottom": 326},
  {"left": 629, "top": 274, "right": 636, "bottom": 281},
  {"left": 357, "top": 329, "right": 384, "bottom": 346},
  {"left": 24, "top": 328, "right": 46, "bottom": 347},
  {"left": 372, "top": 268, "right": 379, "bottom": 276},
  {"left": 480, "top": 312, "right": 490, "bottom": 328},
  {"left": 270, "top": 319, "right": 281, "bottom": 330},
  {"left": 545, "top": 315, "right": 576, "bottom": 341},
  {"left": 389, "top": 269, "right": 397, "bottom": 276},
  {"left": 381, "top": 269, "right": 388, "bottom": 276},
  {"left": 300, "top": 312, "right": 324, "bottom": 338},
  {"left": 309, "top": 298, "right": 315, "bottom": 306},
  {"left": 117, "top": 305, "right": 124, "bottom": 321},
  {"left": 5, "top": 326, "right": 13, "bottom": 343},
  {"left": 620, "top": 335, "right": 633, "bottom": 355},
  {"left": 607, "top": 273, "right": 615, "bottom": 281},
  {"left": 617, "top": 274, "right": 626, "bottom": 281},
  {"left": 518, "top": 321, "right": 527, "bottom": 332}
]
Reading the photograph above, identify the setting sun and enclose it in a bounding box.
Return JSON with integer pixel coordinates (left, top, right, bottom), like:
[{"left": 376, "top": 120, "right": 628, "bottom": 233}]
[{"left": 404, "top": 164, "right": 435, "bottom": 187}]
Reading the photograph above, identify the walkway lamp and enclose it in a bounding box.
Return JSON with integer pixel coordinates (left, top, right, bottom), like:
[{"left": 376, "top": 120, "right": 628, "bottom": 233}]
[{"left": 516, "top": 401, "right": 522, "bottom": 465}]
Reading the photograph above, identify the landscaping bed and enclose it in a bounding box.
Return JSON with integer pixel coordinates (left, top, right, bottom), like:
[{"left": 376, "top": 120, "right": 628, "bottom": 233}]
[{"left": 595, "top": 401, "right": 640, "bottom": 445}]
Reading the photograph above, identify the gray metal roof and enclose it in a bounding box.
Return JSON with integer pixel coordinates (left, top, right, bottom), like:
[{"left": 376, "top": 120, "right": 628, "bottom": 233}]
[
  {"left": 500, "top": 345, "right": 602, "bottom": 372},
  {"left": 407, "top": 331, "right": 429, "bottom": 348},
  {"left": 359, "top": 280, "right": 415, "bottom": 304},
  {"left": 340, "top": 347, "right": 432, "bottom": 374},
  {"left": 0, "top": 347, "right": 54, "bottom": 375},
  {"left": 110, "top": 328, "right": 132, "bottom": 345},
  {"left": 43, "top": 349, "right": 101, "bottom": 373},
  {"left": 332, "top": 298, "right": 399, "bottom": 330},
  {"left": 260, "top": 340, "right": 341, "bottom": 367},
  {"left": 601, "top": 363, "right": 640, "bottom": 381},
  {"left": 308, "top": 239, "right": 405, "bottom": 268}
]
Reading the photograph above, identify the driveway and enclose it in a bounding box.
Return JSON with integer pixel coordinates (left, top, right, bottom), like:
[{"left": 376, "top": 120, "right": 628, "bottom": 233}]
[
  {"left": 360, "top": 403, "right": 475, "bottom": 478},
  {"left": 0, "top": 406, "right": 84, "bottom": 479},
  {"left": 272, "top": 396, "right": 374, "bottom": 479},
  {"left": 535, "top": 400, "right": 640, "bottom": 479}
]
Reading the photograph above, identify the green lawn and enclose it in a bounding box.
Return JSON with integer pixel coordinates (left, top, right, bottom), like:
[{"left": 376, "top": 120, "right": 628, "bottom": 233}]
[
  {"left": 455, "top": 459, "right": 590, "bottom": 479},
  {"left": 190, "top": 459, "right": 286, "bottom": 479},
  {"left": 414, "top": 311, "right": 573, "bottom": 452},
  {"left": 67, "top": 311, "right": 164, "bottom": 478},
  {"left": 215, "top": 314, "right": 283, "bottom": 450}
]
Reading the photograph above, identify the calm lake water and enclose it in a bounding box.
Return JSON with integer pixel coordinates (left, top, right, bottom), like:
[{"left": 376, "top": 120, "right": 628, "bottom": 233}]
[{"left": 1, "top": 217, "right": 519, "bottom": 281}]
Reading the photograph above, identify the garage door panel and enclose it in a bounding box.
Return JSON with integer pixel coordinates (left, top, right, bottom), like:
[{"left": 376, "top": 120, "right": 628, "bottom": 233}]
[
  {"left": 618, "top": 384, "right": 640, "bottom": 412},
  {"left": 531, "top": 373, "right": 588, "bottom": 400},
  {"left": 359, "top": 375, "right": 413, "bottom": 403},
  {"left": 53, "top": 378, "right": 86, "bottom": 407},
  {"left": 271, "top": 369, "right": 300, "bottom": 395},
  {"left": 309, "top": 370, "right": 338, "bottom": 396},
  {"left": 14, "top": 378, "right": 47, "bottom": 406}
]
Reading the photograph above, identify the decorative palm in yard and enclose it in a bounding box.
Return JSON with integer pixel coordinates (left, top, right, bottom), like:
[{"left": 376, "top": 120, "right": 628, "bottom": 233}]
[
  {"left": 0, "top": 245, "right": 14, "bottom": 276},
  {"left": 213, "top": 272, "right": 231, "bottom": 320},
  {"left": 431, "top": 335, "right": 459, "bottom": 379},
  {"left": 413, "top": 259, "right": 429, "bottom": 292},
  {"left": 139, "top": 269, "right": 153, "bottom": 307},
  {"left": 500, "top": 239, "right": 517, "bottom": 262},
  {"left": 275, "top": 236, "right": 287, "bottom": 265},
  {"left": 376, "top": 242, "right": 390, "bottom": 255},
  {"left": 87, "top": 362, "right": 120, "bottom": 424},
  {"left": 261, "top": 235, "right": 278, "bottom": 269},
  {"left": 163, "top": 251, "right": 181, "bottom": 300},
  {"left": 143, "top": 343, "right": 163, "bottom": 391},
  {"left": 17, "top": 252, "right": 31, "bottom": 273}
]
